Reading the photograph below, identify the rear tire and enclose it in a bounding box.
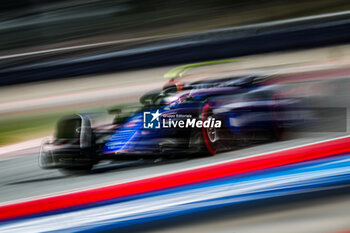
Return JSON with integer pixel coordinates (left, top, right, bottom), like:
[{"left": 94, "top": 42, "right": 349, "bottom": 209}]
[{"left": 201, "top": 103, "right": 229, "bottom": 155}]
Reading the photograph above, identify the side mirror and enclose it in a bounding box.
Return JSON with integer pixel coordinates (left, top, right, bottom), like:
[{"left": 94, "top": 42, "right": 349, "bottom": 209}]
[{"left": 139, "top": 89, "right": 161, "bottom": 106}]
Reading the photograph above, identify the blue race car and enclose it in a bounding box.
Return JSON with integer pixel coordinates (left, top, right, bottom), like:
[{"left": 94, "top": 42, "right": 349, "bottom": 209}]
[{"left": 39, "top": 69, "right": 306, "bottom": 174}]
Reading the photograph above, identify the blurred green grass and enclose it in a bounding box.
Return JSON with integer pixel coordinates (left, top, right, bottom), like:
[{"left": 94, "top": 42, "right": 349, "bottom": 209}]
[
  {"left": 0, "top": 104, "right": 137, "bottom": 146},
  {"left": 0, "top": 107, "right": 104, "bottom": 146},
  {"left": 0, "top": 112, "right": 69, "bottom": 146}
]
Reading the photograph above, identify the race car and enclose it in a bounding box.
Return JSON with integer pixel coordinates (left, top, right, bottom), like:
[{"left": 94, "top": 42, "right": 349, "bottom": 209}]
[{"left": 39, "top": 65, "right": 306, "bottom": 175}]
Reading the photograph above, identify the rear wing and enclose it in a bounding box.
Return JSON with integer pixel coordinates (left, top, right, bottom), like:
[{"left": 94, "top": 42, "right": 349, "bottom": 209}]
[{"left": 163, "top": 58, "right": 240, "bottom": 80}]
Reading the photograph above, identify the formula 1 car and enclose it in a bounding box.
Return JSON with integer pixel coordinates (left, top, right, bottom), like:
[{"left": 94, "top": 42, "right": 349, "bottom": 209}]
[{"left": 39, "top": 65, "right": 306, "bottom": 174}]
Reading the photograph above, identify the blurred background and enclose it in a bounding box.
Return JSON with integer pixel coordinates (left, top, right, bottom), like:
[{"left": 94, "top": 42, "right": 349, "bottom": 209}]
[
  {"left": 1, "top": 1, "right": 350, "bottom": 233},
  {"left": 1, "top": 0, "right": 350, "bottom": 52},
  {"left": 1, "top": 0, "right": 350, "bottom": 146}
]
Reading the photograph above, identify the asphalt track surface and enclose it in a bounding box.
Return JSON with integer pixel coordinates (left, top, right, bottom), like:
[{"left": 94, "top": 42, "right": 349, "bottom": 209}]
[
  {"left": 1, "top": 46, "right": 350, "bottom": 232},
  {"left": 0, "top": 132, "right": 347, "bottom": 204}
]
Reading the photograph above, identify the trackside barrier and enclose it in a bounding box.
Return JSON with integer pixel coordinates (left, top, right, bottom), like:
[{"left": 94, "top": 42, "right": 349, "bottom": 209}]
[{"left": 2, "top": 12, "right": 350, "bottom": 85}]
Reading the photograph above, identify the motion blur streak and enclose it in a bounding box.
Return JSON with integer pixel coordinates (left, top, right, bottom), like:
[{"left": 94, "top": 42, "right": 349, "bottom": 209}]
[
  {"left": 0, "top": 154, "right": 349, "bottom": 233},
  {"left": 0, "top": 136, "right": 350, "bottom": 220},
  {"left": 0, "top": 135, "right": 350, "bottom": 222}
]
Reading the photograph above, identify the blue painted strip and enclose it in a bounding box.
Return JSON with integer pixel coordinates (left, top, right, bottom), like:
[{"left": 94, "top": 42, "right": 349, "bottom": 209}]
[{"left": 1, "top": 154, "right": 349, "bottom": 233}]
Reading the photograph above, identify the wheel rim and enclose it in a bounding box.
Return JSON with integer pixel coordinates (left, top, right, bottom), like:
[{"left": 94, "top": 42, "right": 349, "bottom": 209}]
[
  {"left": 202, "top": 104, "right": 217, "bottom": 155},
  {"left": 206, "top": 116, "right": 218, "bottom": 143}
]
